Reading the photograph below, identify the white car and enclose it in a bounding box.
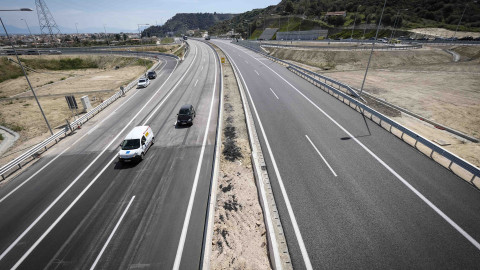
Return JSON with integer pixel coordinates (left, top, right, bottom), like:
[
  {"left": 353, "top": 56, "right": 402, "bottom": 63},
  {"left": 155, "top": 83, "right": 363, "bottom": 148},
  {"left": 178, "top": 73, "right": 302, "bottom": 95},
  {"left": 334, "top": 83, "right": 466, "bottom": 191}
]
[{"left": 137, "top": 77, "right": 150, "bottom": 88}]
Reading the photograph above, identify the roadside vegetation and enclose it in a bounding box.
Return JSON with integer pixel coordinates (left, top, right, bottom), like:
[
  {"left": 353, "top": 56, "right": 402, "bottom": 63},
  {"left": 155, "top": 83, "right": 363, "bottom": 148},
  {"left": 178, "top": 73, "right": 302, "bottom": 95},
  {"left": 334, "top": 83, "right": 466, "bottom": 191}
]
[
  {"left": 0, "top": 57, "right": 23, "bottom": 83},
  {"left": 209, "top": 0, "right": 480, "bottom": 38},
  {"left": 19, "top": 57, "right": 98, "bottom": 70},
  {"left": 160, "top": 37, "right": 174, "bottom": 44},
  {"left": 132, "top": 44, "right": 180, "bottom": 54}
]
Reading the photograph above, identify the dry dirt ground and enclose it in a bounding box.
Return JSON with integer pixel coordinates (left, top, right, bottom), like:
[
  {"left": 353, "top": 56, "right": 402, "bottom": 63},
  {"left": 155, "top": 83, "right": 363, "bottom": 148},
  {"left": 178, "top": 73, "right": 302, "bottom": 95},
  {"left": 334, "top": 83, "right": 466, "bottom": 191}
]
[
  {"left": 0, "top": 54, "right": 149, "bottom": 165},
  {"left": 209, "top": 46, "right": 271, "bottom": 269},
  {"left": 266, "top": 45, "right": 480, "bottom": 167},
  {"left": 410, "top": 28, "right": 480, "bottom": 38}
]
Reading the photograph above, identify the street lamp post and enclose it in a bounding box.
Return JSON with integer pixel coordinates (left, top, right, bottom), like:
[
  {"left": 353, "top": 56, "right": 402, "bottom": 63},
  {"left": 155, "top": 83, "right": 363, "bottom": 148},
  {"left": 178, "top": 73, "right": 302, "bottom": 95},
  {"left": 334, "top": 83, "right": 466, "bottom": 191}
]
[
  {"left": 0, "top": 11, "right": 53, "bottom": 135},
  {"left": 390, "top": 9, "right": 407, "bottom": 41},
  {"left": 137, "top": 24, "right": 150, "bottom": 77},
  {"left": 453, "top": 1, "right": 477, "bottom": 39},
  {"left": 21, "top": 18, "right": 40, "bottom": 55},
  {"left": 244, "top": 20, "right": 250, "bottom": 40},
  {"left": 287, "top": 14, "right": 290, "bottom": 42},
  {"left": 103, "top": 24, "right": 112, "bottom": 55},
  {"left": 350, "top": 5, "right": 361, "bottom": 41},
  {"left": 359, "top": 0, "right": 387, "bottom": 97}
]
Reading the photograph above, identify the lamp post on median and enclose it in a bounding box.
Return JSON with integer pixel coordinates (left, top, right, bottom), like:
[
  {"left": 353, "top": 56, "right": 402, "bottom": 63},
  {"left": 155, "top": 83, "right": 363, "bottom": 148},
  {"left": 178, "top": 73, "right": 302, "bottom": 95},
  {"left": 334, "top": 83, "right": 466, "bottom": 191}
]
[
  {"left": 244, "top": 20, "right": 251, "bottom": 40},
  {"left": 0, "top": 9, "right": 53, "bottom": 135},
  {"left": 453, "top": 1, "right": 477, "bottom": 39},
  {"left": 103, "top": 24, "right": 112, "bottom": 55},
  {"left": 359, "top": 0, "right": 387, "bottom": 97},
  {"left": 390, "top": 9, "right": 408, "bottom": 41},
  {"left": 137, "top": 23, "right": 150, "bottom": 77},
  {"left": 21, "top": 18, "right": 40, "bottom": 55},
  {"left": 350, "top": 5, "right": 361, "bottom": 42}
]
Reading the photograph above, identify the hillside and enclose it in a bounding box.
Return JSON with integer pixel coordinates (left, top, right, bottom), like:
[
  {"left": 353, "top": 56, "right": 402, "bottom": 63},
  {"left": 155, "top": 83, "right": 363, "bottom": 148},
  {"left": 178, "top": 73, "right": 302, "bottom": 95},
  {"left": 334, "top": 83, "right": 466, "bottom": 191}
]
[
  {"left": 143, "top": 13, "right": 236, "bottom": 36},
  {"left": 208, "top": 0, "right": 480, "bottom": 37}
]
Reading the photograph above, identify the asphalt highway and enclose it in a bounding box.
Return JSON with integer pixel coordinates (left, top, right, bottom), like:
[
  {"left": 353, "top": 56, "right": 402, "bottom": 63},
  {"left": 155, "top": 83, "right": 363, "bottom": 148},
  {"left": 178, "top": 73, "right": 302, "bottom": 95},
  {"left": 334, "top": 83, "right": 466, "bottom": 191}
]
[
  {"left": 212, "top": 39, "right": 480, "bottom": 269},
  {"left": 0, "top": 40, "right": 220, "bottom": 269}
]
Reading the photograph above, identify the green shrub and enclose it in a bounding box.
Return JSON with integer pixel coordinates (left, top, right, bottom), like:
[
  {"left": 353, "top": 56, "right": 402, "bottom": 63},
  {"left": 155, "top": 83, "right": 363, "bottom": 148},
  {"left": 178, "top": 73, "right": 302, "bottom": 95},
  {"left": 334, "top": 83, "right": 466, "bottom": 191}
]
[
  {"left": 19, "top": 57, "right": 98, "bottom": 70},
  {"left": 0, "top": 57, "right": 24, "bottom": 83}
]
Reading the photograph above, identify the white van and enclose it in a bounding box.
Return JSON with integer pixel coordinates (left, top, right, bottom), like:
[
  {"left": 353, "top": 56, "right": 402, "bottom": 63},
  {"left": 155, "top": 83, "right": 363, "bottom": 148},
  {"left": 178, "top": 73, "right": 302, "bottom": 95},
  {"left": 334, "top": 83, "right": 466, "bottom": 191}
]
[{"left": 118, "top": 126, "right": 155, "bottom": 162}]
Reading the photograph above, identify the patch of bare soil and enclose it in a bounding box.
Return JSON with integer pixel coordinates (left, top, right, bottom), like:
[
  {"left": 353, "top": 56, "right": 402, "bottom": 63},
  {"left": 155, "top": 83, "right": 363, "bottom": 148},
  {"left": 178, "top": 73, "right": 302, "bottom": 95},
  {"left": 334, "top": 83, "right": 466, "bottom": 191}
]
[
  {"left": 0, "top": 54, "right": 149, "bottom": 165},
  {"left": 268, "top": 46, "right": 453, "bottom": 71},
  {"left": 210, "top": 46, "right": 271, "bottom": 269},
  {"left": 409, "top": 28, "right": 480, "bottom": 38},
  {"left": 269, "top": 45, "right": 480, "bottom": 167}
]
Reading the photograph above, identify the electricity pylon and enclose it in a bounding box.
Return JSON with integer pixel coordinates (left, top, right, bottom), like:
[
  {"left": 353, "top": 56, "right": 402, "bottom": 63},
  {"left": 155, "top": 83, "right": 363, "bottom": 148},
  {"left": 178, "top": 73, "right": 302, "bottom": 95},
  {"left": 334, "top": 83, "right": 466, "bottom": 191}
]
[{"left": 35, "top": 0, "right": 62, "bottom": 46}]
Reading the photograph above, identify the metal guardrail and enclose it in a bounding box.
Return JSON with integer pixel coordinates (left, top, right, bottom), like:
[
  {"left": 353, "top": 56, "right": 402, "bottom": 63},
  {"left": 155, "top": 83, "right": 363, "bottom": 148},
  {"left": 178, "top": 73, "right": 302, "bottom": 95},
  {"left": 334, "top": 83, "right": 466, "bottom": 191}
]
[
  {"left": 0, "top": 53, "right": 175, "bottom": 180},
  {"left": 235, "top": 40, "right": 480, "bottom": 187},
  {"left": 289, "top": 65, "right": 480, "bottom": 184},
  {"left": 358, "top": 91, "right": 479, "bottom": 143},
  {"left": 261, "top": 43, "right": 423, "bottom": 51},
  {"left": 239, "top": 40, "right": 478, "bottom": 143}
]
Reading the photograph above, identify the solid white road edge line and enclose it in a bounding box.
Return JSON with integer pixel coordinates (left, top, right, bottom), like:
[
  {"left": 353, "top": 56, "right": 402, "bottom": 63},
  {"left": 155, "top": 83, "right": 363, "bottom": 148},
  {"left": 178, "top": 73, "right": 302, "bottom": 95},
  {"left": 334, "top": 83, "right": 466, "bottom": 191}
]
[
  {"left": 224, "top": 48, "right": 305, "bottom": 269},
  {"left": 201, "top": 42, "right": 223, "bottom": 270},
  {"left": 90, "top": 195, "right": 135, "bottom": 270},
  {"left": 269, "top": 88, "right": 280, "bottom": 100},
  {"left": 0, "top": 57, "right": 173, "bottom": 205},
  {"left": 173, "top": 42, "right": 218, "bottom": 270},
  {"left": 305, "top": 135, "right": 338, "bottom": 177},
  {"left": 1, "top": 48, "right": 195, "bottom": 265},
  {"left": 246, "top": 47, "right": 480, "bottom": 251}
]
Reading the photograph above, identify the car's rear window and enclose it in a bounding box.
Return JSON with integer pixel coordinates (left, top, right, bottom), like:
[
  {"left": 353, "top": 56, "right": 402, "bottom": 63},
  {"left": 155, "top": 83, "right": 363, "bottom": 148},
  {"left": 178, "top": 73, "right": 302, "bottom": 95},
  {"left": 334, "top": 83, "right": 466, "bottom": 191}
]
[
  {"left": 179, "top": 108, "right": 190, "bottom": 114},
  {"left": 139, "top": 79, "right": 145, "bottom": 82}
]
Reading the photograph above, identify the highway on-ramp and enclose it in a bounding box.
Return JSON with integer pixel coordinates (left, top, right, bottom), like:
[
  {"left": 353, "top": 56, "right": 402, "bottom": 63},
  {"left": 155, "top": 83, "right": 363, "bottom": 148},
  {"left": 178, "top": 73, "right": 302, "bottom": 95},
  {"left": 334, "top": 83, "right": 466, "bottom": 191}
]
[
  {"left": 0, "top": 40, "right": 220, "bottom": 269},
  {"left": 212, "top": 39, "right": 480, "bottom": 269}
]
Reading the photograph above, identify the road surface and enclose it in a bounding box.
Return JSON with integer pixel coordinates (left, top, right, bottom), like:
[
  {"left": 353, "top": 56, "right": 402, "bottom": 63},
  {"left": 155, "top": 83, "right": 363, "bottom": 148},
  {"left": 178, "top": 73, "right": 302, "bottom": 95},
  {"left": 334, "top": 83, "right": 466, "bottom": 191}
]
[
  {"left": 0, "top": 40, "right": 220, "bottom": 269},
  {"left": 212, "top": 39, "right": 480, "bottom": 269}
]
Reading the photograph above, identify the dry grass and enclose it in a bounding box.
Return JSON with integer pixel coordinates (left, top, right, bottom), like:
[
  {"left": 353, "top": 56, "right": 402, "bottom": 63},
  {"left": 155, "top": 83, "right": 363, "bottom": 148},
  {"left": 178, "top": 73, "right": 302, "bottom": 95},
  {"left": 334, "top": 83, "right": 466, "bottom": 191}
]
[
  {"left": 0, "top": 54, "right": 149, "bottom": 163},
  {"left": 0, "top": 57, "right": 23, "bottom": 85}
]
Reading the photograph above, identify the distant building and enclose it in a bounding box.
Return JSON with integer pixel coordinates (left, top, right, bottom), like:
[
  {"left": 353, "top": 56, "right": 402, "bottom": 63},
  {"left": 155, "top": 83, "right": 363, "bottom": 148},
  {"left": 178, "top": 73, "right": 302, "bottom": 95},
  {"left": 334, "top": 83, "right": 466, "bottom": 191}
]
[{"left": 325, "top": 11, "right": 347, "bottom": 17}]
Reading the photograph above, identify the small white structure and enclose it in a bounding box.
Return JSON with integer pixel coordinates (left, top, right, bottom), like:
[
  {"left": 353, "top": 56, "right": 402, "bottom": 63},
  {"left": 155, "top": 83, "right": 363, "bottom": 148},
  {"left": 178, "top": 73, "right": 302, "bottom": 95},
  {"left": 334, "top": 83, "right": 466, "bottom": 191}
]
[{"left": 81, "top": 95, "right": 93, "bottom": 113}]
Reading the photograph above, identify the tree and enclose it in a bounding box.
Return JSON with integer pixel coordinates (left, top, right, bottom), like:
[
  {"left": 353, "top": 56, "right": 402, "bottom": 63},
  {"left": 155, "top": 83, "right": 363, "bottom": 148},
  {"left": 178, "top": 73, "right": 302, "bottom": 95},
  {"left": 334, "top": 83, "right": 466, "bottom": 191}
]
[
  {"left": 327, "top": 15, "right": 345, "bottom": 26},
  {"left": 123, "top": 33, "right": 128, "bottom": 41},
  {"left": 285, "top": 0, "right": 294, "bottom": 13},
  {"left": 382, "top": 14, "right": 392, "bottom": 26}
]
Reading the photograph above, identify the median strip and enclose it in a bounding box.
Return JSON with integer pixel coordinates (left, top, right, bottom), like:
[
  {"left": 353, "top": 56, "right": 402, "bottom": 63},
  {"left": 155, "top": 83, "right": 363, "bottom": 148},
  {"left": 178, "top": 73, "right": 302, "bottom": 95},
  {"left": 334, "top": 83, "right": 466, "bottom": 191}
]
[{"left": 208, "top": 43, "right": 293, "bottom": 270}]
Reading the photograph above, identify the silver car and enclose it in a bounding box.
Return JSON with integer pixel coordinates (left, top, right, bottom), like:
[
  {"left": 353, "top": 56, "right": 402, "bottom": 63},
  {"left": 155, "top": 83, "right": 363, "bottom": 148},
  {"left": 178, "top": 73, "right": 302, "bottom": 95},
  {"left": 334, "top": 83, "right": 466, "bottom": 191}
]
[{"left": 137, "top": 77, "right": 150, "bottom": 88}]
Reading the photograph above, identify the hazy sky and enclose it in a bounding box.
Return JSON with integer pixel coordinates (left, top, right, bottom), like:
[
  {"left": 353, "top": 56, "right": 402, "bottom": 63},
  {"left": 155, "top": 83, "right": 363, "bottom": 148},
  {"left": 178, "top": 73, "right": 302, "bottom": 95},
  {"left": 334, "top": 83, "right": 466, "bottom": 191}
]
[{"left": 1, "top": 0, "right": 280, "bottom": 32}]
